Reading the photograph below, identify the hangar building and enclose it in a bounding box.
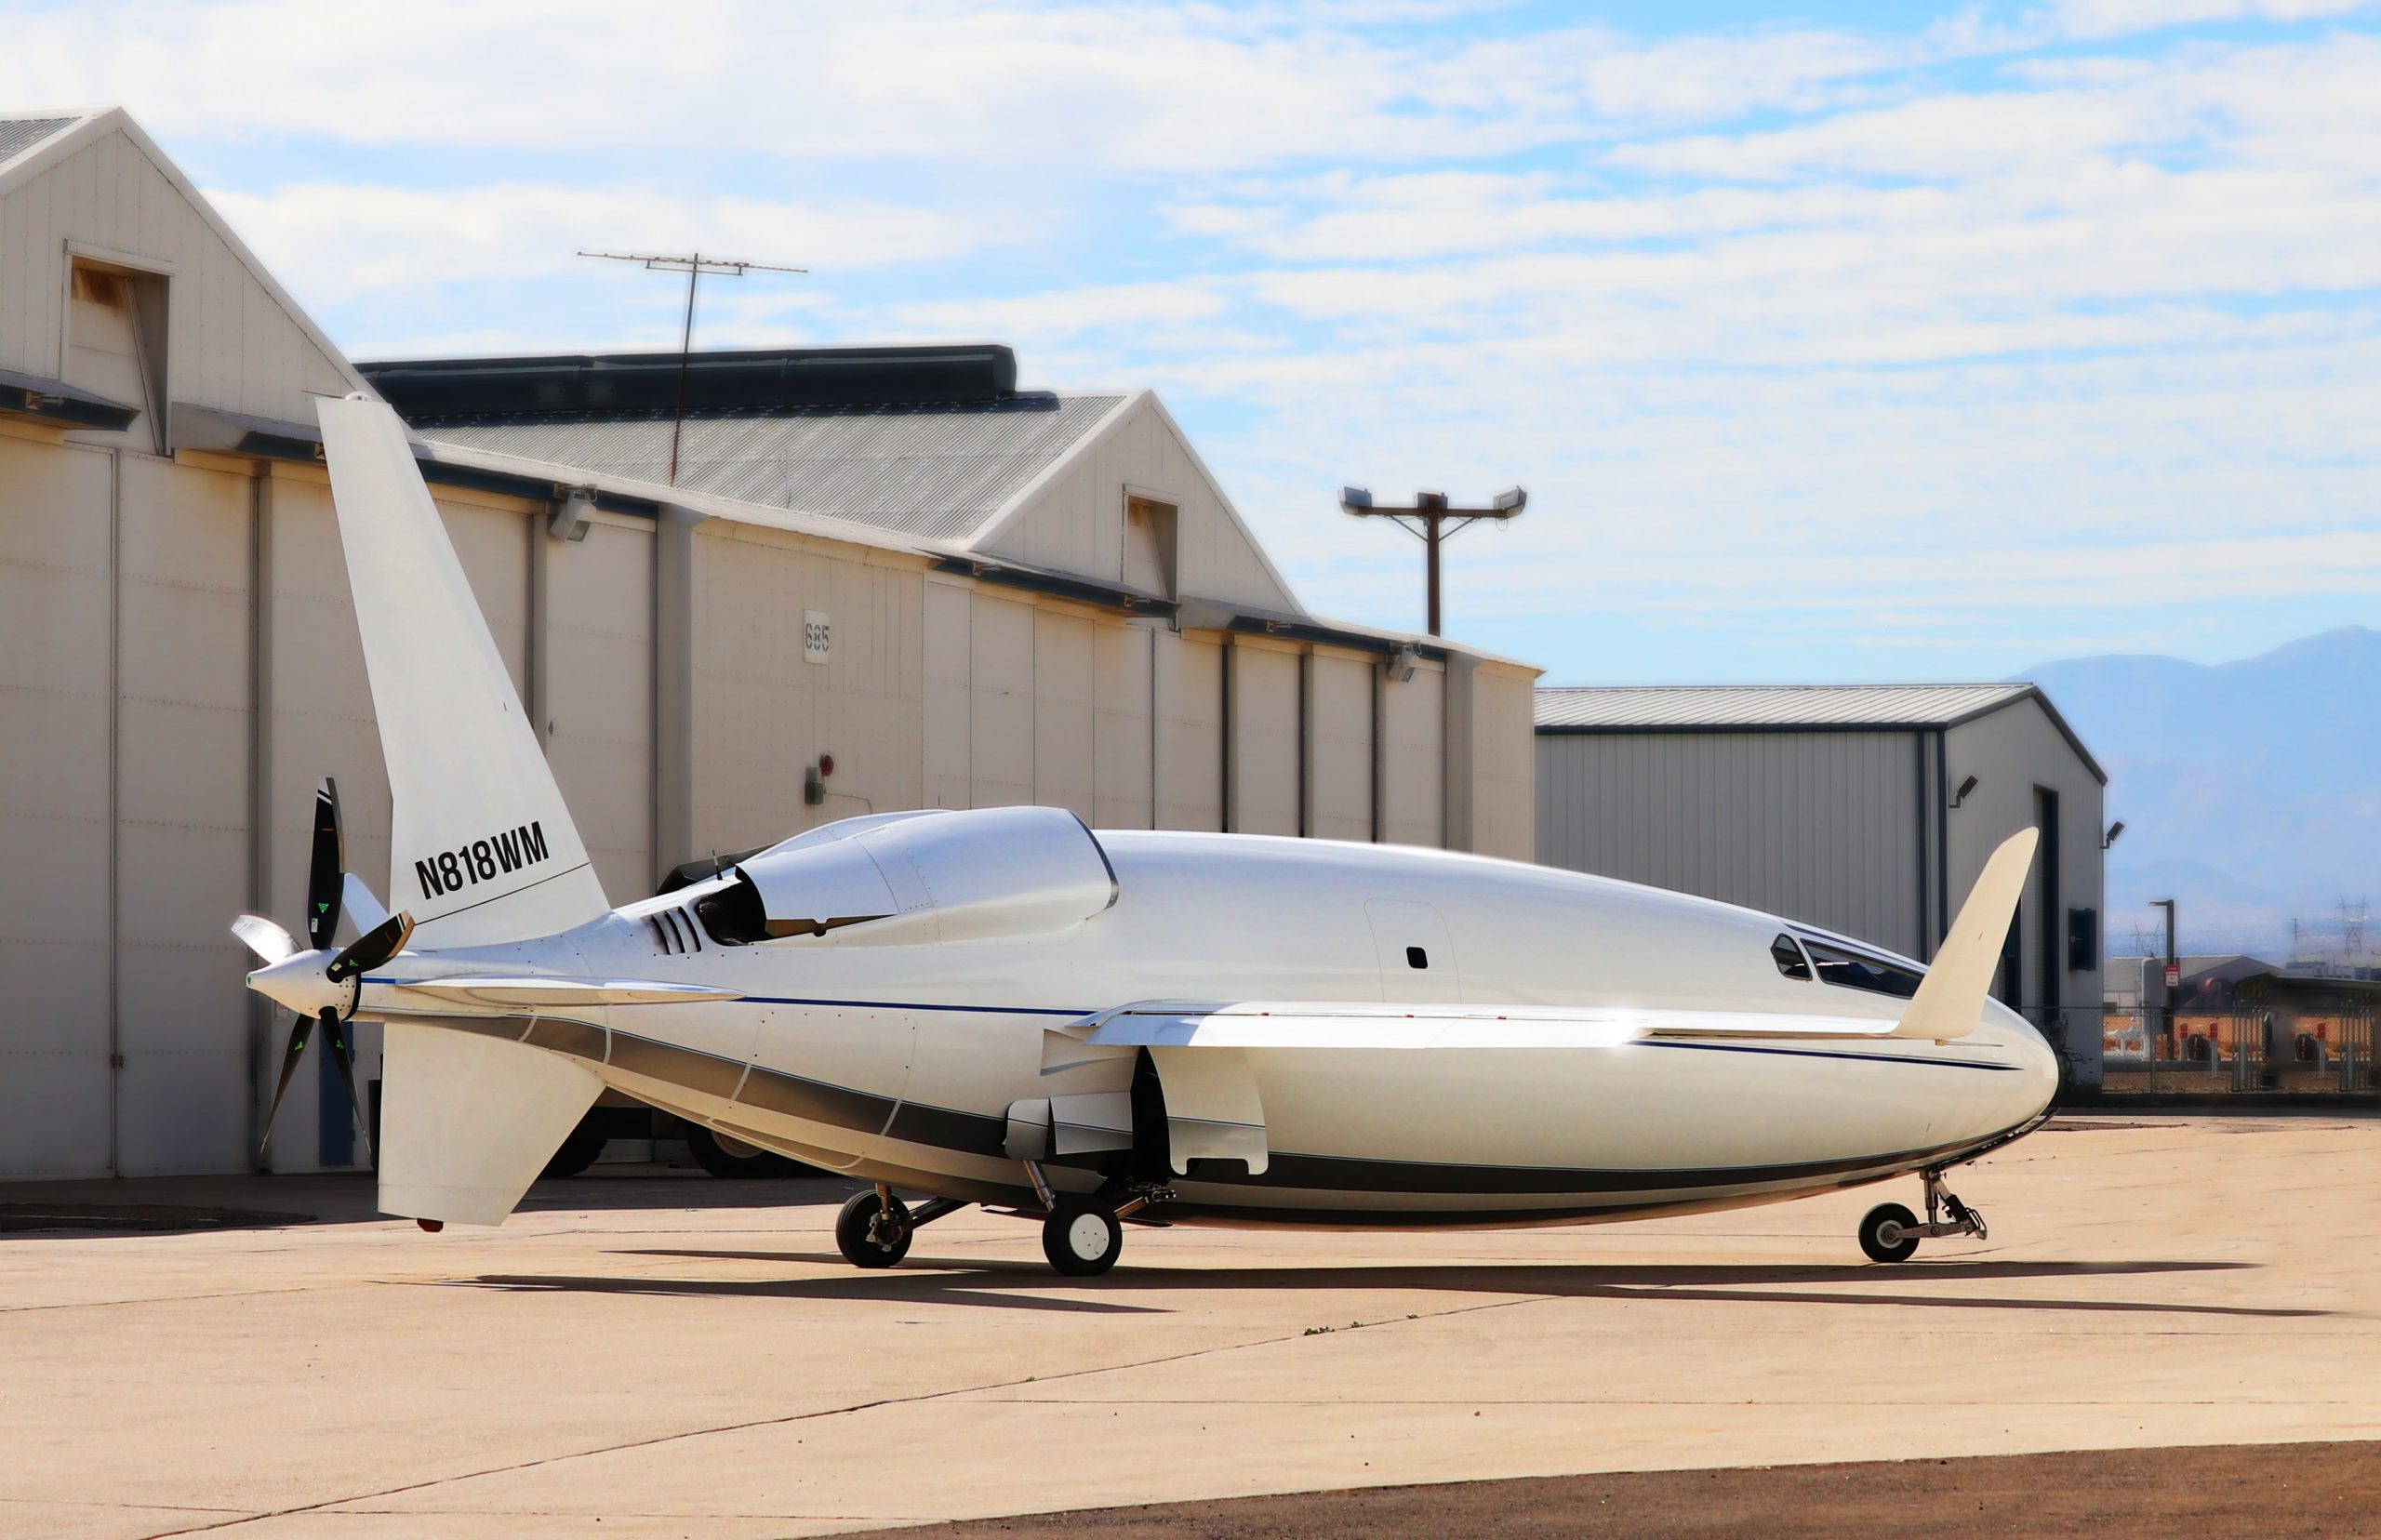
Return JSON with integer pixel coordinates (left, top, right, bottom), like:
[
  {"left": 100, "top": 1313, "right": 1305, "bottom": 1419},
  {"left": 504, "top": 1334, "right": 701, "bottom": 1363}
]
[
  {"left": 1535, "top": 684, "right": 2107, "bottom": 1082},
  {"left": 0, "top": 108, "right": 1539, "bottom": 1180}
]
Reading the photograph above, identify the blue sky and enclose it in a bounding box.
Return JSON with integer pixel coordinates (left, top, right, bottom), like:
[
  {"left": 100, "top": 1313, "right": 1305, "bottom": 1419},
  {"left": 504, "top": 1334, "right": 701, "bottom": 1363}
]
[{"left": 8, "top": 0, "right": 2380, "bottom": 683}]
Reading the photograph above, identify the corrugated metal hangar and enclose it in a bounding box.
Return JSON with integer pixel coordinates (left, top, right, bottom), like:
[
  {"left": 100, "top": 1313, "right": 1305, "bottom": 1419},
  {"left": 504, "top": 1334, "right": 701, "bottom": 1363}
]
[
  {"left": 1536, "top": 684, "right": 2108, "bottom": 1082},
  {"left": 0, "top": 108, "right": 1540, "bottom": 1179}
]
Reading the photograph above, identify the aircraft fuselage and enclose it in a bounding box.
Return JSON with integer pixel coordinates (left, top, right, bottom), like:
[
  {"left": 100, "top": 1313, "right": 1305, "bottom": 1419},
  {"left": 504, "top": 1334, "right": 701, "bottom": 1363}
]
[{"left": 358, "top": 827, "right": 2059, "bottom": 1228}]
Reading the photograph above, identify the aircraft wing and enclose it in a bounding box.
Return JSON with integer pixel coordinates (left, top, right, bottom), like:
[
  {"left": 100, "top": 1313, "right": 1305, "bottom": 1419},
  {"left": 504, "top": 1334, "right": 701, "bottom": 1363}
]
[
  {"left": 1080, "top": 1000, "right": 1904, "bottom": 1049},
  {"left": 376, "top": 977, "right": 745, "bottom": 1009}
]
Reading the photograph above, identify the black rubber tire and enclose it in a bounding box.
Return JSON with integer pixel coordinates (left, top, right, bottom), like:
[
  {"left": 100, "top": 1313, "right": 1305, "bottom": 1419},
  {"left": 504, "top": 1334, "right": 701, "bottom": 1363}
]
[
  {"left": 835, "top": 1189, "right": 912, "bottom": 1268},
  {"left": 1859, "top": 1201, "right": 1922, "bottom": 1263},
  {"left": 1041, "top": 1200, "right": 1124, "bottom": 1277},
  {"left": 539, "top": 1133, "right": 607, "bottom": 1179},
  {"left": 687, "top": 1125, "right": 805, "bottom": 1179}
]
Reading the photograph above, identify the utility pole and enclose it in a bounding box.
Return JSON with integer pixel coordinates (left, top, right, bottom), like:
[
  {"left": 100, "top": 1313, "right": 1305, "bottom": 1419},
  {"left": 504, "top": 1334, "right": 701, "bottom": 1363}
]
[
  {"left": 2149, "top": 897, "right": 2177, "bottom": 1059},
  {"left": 1340, "top": 486, "right": 1525, "bottom": 636},
  {"left": 579, "top": 250, "right": 806, "bottom": 485}
]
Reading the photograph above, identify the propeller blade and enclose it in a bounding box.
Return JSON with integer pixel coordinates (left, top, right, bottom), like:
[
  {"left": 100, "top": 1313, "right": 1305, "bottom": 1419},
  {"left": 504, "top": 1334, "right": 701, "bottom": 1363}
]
[
  {"left": 259, "top": 1010, "right": 318, "bottom": 1154},
  {"left": 306, "top": 778, "right": 344, "bottom": 951},
  {"left": 232, "top": 914, "right": 297, "bottom": 964},
  {"left": 326, "top": 910, "right": 413, "bottom": 987},
  {"left": 319, "top": 1009, "right": 374, "bottom": 1166}
]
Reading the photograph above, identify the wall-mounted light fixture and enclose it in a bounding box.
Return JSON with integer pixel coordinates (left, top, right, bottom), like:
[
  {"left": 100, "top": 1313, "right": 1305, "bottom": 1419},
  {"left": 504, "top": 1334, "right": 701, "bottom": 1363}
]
[
  {"left": 1386, "top": 644, "right": 1419, "bottom": 684},
  {"left": 1949, "top": 774, "right": 1979, "bottom": 809},
  {"left": 548, "top": 485, "right": 596, "bottom": 543},
  {"left": 2102, "top": 820, "right": 2125, "bottom": 850}
]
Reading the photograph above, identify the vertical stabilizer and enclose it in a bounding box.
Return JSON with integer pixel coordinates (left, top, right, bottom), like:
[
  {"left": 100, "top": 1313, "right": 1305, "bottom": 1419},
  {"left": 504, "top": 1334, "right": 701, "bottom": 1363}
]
[
  {"left": 379, "top": 1022, "right": 602, "bottom": 1226},
  {"left": 317, "top": 395, "right": 610, "bottom": 948}
]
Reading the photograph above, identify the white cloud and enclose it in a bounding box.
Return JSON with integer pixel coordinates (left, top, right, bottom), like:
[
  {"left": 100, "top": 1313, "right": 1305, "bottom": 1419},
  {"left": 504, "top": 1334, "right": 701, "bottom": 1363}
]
[
  {"left": 886, "top": 282, "right": 1230, "bottom": 343},
  {"left": 2050, "top": 0, "right": 2377, "bottom": 41},
  {"left": 206, "top": 181, "right": 1011, "bottom": 301},
  {"left": 0, "top": 0, "right": 1593, "bottom": 171},
  {"left": 6, "top": 1, "right": 2374, "bottom": 670}
]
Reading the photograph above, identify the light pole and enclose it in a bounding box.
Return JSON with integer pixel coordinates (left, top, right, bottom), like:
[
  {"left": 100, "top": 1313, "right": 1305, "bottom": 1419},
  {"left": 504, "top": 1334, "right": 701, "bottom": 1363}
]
[
  {"left": 2149, "top": 897, "right": 2177, "bottom": 1060},
  {"left": 1340, "top": 486, "right": 1525, "bottom": 636}
]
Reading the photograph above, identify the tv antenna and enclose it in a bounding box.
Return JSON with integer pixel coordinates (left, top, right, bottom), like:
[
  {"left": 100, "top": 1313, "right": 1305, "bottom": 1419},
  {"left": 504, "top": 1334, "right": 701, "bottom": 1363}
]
[{"left": 578, "top": 250, "right": 807, "bottom": 485}]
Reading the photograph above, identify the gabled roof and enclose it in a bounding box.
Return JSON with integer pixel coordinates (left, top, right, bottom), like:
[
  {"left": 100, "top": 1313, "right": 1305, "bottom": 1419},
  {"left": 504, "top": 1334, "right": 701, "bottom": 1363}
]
[
  {"left": 361, "top": 347, "right": 1140, "bottom": 545},
  {"left": 1535, "top": 683, "right": 2031, "bottom": 730},
  {"left": 0, "top": 107, "right": 367, "bottom": 410},
  {"left": 1535, "top": 683, "right": 2104, "bottom": 781},
  {"left": 405, "top": 392, "right": 1131, "bottom": 544},
  {"left": 0, "top": 112, "right": 88, "bottom": 173}
]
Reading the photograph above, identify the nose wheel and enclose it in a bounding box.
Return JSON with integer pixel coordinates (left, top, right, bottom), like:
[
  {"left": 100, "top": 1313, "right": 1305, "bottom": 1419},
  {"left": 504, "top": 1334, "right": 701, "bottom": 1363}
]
[{"left": 1858, "top": 1169, "right": 1987, "bottom": 1263}]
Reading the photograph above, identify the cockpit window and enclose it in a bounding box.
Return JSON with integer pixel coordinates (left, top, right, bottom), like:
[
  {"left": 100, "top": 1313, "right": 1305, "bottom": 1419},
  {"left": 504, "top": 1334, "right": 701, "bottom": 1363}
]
[
  {"left": 1771, "top": 934, "right": 1813, "bottom": 981},
  {"left": 1800, "top": 936, "right": 1922, "bottom": 999}
]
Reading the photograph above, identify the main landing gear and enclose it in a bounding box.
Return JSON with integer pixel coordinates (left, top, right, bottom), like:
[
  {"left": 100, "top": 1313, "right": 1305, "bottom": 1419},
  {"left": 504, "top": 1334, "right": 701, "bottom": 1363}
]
[
  {"left": 831, "top": 1166, "right": 1173, "bottom": 1276},
  {"left": 1024, "top": 1160, "right": 1173, "bottom": 1277},
  {"left": 1858, "top": 1169, "right": 1987, "bottom": 1263},
  {"left": 833, "top": 1185, "right": 967, "bottom": 1268}
]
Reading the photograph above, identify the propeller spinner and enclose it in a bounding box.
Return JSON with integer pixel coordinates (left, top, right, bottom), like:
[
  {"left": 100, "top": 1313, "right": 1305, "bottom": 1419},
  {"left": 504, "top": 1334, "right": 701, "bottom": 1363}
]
[{"left": 232, "top": 778, "right": 413, "bottom": 1160}]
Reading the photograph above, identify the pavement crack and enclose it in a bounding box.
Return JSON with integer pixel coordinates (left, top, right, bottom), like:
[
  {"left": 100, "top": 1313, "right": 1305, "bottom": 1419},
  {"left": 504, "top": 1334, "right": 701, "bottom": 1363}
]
[{"left": 130, "top": 1290, "right": 1543, "bottom": 1539}]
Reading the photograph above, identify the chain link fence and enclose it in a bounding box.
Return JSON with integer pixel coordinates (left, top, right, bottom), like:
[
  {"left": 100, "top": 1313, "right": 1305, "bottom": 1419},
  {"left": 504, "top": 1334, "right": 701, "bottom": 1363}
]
[{"left": 2091, "top": 990, "right": 2374, "bottom": 1097}]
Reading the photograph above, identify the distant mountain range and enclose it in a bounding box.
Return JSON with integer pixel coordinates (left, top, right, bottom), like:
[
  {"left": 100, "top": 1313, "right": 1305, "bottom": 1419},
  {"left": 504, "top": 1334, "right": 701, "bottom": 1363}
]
[{"left": 2019, "top": 626, "right": 2381, "bottom": 959}]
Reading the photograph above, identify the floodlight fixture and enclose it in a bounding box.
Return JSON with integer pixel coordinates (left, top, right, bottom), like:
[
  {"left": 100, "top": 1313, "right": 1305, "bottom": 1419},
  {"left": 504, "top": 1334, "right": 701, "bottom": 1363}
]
[{"left": 1339, "top": 484, "right": 1530, "bottom": 635}]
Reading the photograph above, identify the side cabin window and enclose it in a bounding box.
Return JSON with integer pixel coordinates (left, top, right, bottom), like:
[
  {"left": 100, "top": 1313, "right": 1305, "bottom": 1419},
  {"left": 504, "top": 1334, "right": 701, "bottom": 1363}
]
[
  {"left": 1771, "top": 935, "right": 1812, "bottom": 981},
  {"left": 1801, "top": 936, "right": 1922, "bottom": 1000}
]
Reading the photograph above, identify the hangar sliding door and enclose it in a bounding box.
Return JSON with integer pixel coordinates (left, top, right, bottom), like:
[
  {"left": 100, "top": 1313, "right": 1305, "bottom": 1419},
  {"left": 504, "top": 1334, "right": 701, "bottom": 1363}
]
[{"left": 542, "top": 517, "right": 652, "bottom": 903}]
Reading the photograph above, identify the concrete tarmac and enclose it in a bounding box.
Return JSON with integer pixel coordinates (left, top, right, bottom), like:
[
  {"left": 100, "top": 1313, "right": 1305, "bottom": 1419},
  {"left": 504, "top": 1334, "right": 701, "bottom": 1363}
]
[{"left": 1, "top": 1114, "right": 2374, "bottom": 1539}]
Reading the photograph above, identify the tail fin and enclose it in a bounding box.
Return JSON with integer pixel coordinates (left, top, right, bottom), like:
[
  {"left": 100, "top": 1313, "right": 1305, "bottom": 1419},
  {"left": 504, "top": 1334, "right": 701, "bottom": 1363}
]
[
  {"left": 317, "top": 395, "right": 609, "bottom": 948},
  {"left": 1891, "top": 827, "right": 2039, "bottom": 1041},
  {"left": 379, "top": 1021, "right": 602, "bottom": 1226}
]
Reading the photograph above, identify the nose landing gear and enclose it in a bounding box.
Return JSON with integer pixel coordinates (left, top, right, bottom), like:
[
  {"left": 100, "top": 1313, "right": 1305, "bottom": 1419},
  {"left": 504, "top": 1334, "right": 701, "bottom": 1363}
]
[{"left": 1857, "top": 1169, "right": 1988, "bottom": 1263}]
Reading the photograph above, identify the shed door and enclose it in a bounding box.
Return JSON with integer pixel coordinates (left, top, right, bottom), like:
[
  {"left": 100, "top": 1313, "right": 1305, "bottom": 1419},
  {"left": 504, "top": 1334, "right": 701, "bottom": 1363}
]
[{"left": 1366, "top": 898, "right": 1460, "bottom": 1002}]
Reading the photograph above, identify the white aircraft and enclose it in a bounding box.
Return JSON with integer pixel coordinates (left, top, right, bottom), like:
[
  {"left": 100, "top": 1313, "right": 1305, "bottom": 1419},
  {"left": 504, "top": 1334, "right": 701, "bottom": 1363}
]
[{"left": 235, "top": 396, "right": 2058, "bottom": 1277}]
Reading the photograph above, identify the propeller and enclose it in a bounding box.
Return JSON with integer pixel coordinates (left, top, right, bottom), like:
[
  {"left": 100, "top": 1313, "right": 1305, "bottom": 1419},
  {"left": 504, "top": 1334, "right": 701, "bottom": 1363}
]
[{"left": 233, "top": 777, "right": 415, "bottom": 1161}]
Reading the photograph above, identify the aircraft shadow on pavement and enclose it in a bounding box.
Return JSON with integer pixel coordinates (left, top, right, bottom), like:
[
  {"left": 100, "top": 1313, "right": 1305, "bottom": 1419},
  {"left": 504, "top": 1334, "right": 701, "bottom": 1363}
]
[{"left": 457, "top": 1255, "right": 2319, "bottom": 1320}]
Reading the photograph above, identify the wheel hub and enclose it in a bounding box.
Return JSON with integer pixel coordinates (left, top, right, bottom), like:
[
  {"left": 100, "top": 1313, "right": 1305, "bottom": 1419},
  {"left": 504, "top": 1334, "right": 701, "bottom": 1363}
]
[{"left": 1067, "top": 1212, "right": 1111, "bottom": 1260}]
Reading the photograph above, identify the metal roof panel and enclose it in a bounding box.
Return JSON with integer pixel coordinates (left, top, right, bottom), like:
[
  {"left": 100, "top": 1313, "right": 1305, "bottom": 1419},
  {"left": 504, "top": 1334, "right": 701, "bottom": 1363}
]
[
  {"left": 0, "top": 113, "right": 86, "bottom": 172},
  {"left": 415, "top": 392, "right": 1126, "bottom": 543},
  {"left": 1533, "top": 683, "right": 2035, "bottom": 730}
]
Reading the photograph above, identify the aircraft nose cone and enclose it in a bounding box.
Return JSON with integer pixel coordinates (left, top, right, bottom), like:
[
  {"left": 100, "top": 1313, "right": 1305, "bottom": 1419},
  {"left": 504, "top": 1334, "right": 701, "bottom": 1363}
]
[
  {"left": 245, "top": 951, "right": 342, "bottom": 1016},
  {"left": 2005, "top": 1011, "right": 2063, "bottom": 1122}
]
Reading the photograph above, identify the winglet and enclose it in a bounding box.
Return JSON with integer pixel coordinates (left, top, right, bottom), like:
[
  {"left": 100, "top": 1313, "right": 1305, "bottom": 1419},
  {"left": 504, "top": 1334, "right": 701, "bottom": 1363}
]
[{"left": 1890, "top": 828, "right": 2039, "bottom": 1041}]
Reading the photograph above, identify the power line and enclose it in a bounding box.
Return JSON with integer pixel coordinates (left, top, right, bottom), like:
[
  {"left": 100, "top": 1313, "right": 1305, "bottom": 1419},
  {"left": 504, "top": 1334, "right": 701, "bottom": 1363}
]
[{"left": 578, "top": 249, "right": 807, "bottom": 485}]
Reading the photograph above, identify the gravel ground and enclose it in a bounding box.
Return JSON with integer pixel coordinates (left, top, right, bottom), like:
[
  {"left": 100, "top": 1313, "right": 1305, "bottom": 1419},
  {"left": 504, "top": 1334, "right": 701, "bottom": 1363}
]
[{"left": 854, "top": 1440, "right": 2381, "bottom": 1539}]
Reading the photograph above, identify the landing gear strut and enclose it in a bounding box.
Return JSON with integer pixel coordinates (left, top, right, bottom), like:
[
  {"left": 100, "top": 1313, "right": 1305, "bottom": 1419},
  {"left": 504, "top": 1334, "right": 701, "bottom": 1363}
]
[{"left": 1858, "top": 1169, "right": 1987, "bottom": 1263}]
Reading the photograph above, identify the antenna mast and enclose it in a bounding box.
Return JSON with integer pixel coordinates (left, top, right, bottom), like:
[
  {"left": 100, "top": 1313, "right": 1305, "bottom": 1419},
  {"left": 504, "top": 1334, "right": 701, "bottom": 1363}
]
[{"left": 578, "top": 249, "right": 807, "bottom": 485}]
